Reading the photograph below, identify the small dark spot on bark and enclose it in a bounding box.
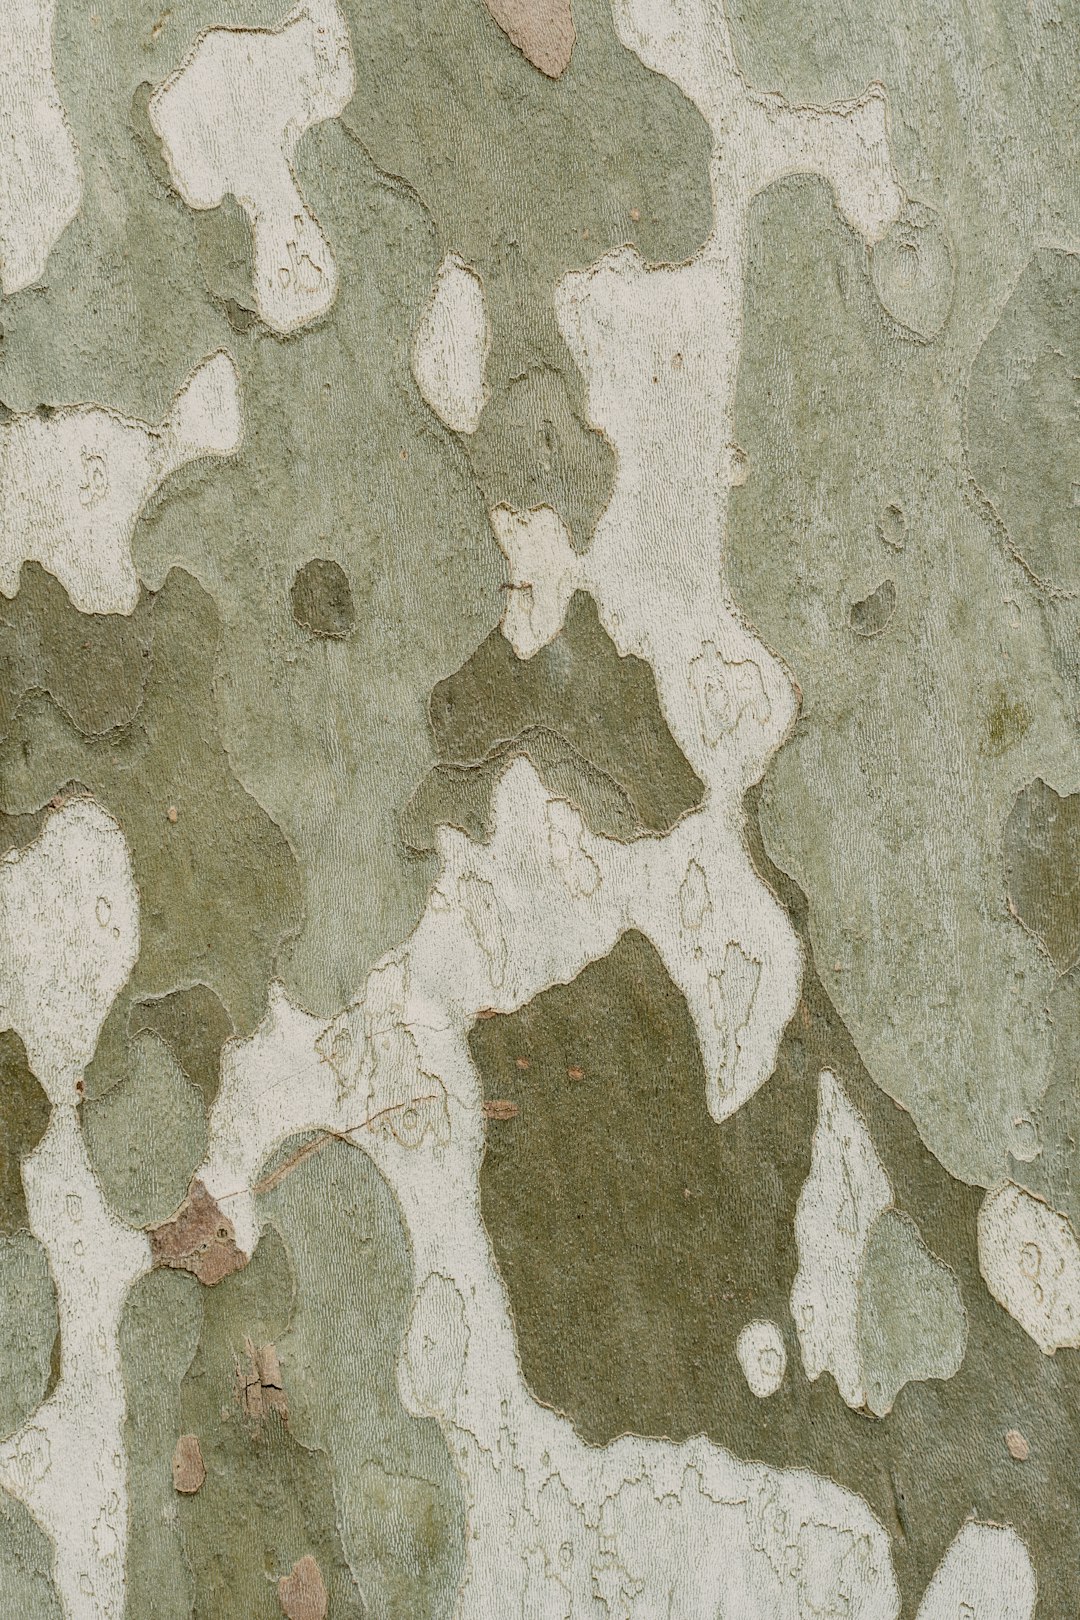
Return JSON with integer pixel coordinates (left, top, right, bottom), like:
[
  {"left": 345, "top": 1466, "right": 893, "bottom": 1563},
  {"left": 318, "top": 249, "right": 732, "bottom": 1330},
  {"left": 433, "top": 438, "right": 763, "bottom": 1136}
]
[
  {"left": 290, "top": 559, "right": 356, "bottom": 639},
  {"left": 849, "top": 577, "right": 897, "bottom": 637}
]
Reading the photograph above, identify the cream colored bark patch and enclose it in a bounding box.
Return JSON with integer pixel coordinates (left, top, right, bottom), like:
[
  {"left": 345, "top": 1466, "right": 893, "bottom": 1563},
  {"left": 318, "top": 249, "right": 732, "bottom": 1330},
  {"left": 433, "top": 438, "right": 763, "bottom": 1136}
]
[
  {"left": 977, "top": 1182, "right": 1080, "bottom": 1354},
  {"left": 150, "top": 0, "right": 355, "bottom": 335},
  {"left": 792, "top": 1072, "right": 966, "bottom": 1416},
  {"left": 489, "top": 504, "right": 579, "bottom": 658},
  {"left": 915, "top": 1521, "right": 1036, "bottom": 1620},
  {"left": 0, "top": 0, "right": 80, "bottom": 295},
  {"left": 792, "top": 1071, "right": 892, "bottom": 1411},
  {"left": 735, "top": 1320, "right": 786, "bottom": 1398},
  {"left": 0, "top": 799, "right": 139, "bottom": 1096},
  {"left": 0, "top": 351, "right": 242, "bottom": 616},
  {"left": 0, "top": 799, "right": 148, "bottom": 1620},
  {"left": 481, "top": 0, "right": 575, "bottom": 78},
  {"left": 412, "top": 255, "right": 490, "bottom": 434}
]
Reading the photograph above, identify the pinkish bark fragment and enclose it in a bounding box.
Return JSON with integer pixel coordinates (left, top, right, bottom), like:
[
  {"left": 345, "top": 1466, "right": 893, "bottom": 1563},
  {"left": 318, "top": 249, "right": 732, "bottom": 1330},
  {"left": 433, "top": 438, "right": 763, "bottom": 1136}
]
[
  {"left": 278, "top": 1554, "right": 328, "bottom": 1620},
  {"left": 171, "top": 1434, "right": 206, "bottom": 1494},
  {"left": 481, "top": 0, "right": 575, "bottom": 77},
  {"left": 148, "top": 1179, "right": 247, "bottom": 1286}
]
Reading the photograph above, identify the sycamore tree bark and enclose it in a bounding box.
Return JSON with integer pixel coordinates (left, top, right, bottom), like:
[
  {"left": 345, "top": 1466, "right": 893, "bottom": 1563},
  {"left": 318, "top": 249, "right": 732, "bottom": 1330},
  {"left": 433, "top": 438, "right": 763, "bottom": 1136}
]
[{"left": 1, "top": 1, "right": 1078, "bottom": 1617}]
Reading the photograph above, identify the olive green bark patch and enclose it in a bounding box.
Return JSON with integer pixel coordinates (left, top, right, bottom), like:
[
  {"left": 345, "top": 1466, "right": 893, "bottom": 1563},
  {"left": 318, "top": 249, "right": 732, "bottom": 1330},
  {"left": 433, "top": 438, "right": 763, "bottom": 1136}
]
[
  {"left": 415, "top": 592, "right": 704, "bottom": 845},
  {"left": 849, "top": 577, "right": 896, "bottom": 638},
  {"left": 174, "top": 1227, "right": 363, "bottom": 1620},
  {"left": 0, "top": 1030, "right": 50, "bottom": 1233},
  {"left": 968, "top": 249, "right": 1080, "bottom": 595},
  {"left": 289, "top": 560, "right": 357, "bottom": 640},
  {"left": 1003, "top": 779, "right": 1080, "bottom": 972},
  {"left": 123, "top": 1141, "right": 464, "bottom": 1620},
  {"left": 339, "top": 0, "right": 712, "bottom": 545},
  {"left": 0, "top": 562, "right": 153, "bottom": 742},
  {"left": 472, "top": 811, "right": 1080, "bottom": 1614},
  {"left": 0, "top": 1488, "right": 62, "bottom": 1619},
  {"left": 857, "top": 1209, "right": 966, "bottom": 1420},
  {"left": 128, "top": 985, "right": 235, "bottom": 1114},
  {"left": 0, "top": 1232, "right": 60, "bottom": 1441},
  {"left": 260, "top": 1138, "right": 465, "bottom": 1620},
  {"left": 82, "top": 1032, "right": 207, "bottom": 1229},
  {"left": 121, "top": 1269, "right": 200, "bottom": 1620},
  {"left": 0, "top": 568, "right": 302, "bottom": 1105}
]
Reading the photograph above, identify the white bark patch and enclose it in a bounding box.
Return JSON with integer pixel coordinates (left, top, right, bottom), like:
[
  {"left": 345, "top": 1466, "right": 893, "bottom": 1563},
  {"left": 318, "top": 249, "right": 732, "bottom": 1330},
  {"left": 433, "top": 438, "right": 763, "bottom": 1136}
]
[
  {"left": 0, "top": 0, "right": 80, "bottom": 295},
  {"left": 0, "top": 351, "right": 242, "bottom": 615},
  {"left": 735, "top": 1320, "right": 787, "bottom": 1399},
  {"left": 0, "top": 800, "right": 149, "bottom": 1620},
  {"left": 915, "top": 1521, "right": 1036, "bottom": 1620},
  {"left": 412, "top": 255, "right": 491, "bottom": 434},
  {"left": 489, "top": 504, "right": 580, "bottom": 659},
  {"left": 977, "top": 1182, "right": 1080, "bottom": 1354},
  {"left": 0, "top": 799, "right": 140, "bottom": 1097},
  {"left": 792, "top": 1071, "right": 892, "bottom": 1411},
  {"left": 150, "top": 0, "right": 355, "bottom": 335}
]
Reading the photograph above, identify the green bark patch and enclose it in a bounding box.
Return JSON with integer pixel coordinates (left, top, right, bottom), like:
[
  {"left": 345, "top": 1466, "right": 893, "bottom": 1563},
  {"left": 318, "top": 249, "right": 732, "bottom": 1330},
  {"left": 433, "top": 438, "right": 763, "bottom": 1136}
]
[
  {"left": 968, "top": 249, "right": 1080, "bottom": 596},
  {"left": 0, "top": 1030, "right": 50, "bottom": 1233},
  {"left": 0, "top": 1489, "right": 62, "bottom": 1619},
  {"left": 122, "top": 1138, "right": 464, "bottom": 1620},
  {"left": 0, "top": 562, "right": 153, "bottom": 743},
  {"left": 407, "top": 591, "right": 704, "bottom": 848},
  {"left": 128, "top": 984, "right": 235, "bottom": 1115},
  {"left": 289, "top": 560, "right": 358, "bottom": 641},
  {"left": 727, "top": 173, "right": 1072, "bottom": 1187},
  {"left": 339, "top": 0, "right": 712, "bottom": 547},
  {"left": 857, "top": 1209, "right": 966, "bottom": 1421},
  {"left": 1003, "top": 779, "right": 1080, "bottom": 973},
  {"left": 0, "top": 1232, "right": 60, "bottom": 1442},
  {"left": 472, "top": 805, "right": 1080, "bottom": 1615},
  {"left": 82, "top": 1032, "right": 207, "bottom": 1229},
  {"left": 0, "top": 568, "right": 302, "bottom": 1115}
]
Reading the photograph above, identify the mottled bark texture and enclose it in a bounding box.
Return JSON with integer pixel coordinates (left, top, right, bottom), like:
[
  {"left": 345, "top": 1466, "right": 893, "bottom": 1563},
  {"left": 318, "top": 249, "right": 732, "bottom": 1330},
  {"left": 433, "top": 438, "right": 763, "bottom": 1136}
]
[{"left": 1, "top": 2, "right": 1078, "bottom": 1617}]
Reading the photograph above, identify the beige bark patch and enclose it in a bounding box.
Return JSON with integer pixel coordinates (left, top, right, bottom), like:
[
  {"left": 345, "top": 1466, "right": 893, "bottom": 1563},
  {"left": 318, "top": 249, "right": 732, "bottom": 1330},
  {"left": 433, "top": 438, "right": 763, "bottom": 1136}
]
[
  {"left": 148, "top": 1179, "right": 247, "bottom": 1287},
  {"left": 235, "top": 1337, "right": 288, "bottom": 1428},
  {"left": 481, "top": 0, "right": 575, "bottom": 78},
  {"left": 171, "top": 1434, "right": 205, "bottom": 1494},
  {"left": 278, "top": 1554, "right": 328, "bottom": 1620}
]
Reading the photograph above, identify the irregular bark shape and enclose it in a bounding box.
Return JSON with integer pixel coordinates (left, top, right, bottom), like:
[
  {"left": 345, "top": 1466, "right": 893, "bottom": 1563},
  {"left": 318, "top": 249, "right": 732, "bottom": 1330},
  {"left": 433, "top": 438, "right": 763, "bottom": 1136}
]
[{"left": 481, "top": 0, "right": 576, "bottom": 78}]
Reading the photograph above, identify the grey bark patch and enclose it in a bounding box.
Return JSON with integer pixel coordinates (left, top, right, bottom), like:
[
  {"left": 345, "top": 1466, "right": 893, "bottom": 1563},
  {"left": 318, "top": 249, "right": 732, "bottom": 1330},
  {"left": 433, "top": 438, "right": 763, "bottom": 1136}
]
[
  {"left": 83, "top": 1031, "right": 207, "bottom": 1229},
  {"left": 849, "top": 577, "right": 897, "bottom": 637},
  {"left": 869, "top": 202, "right": 954, "bottom": 342},
  {"left": 857, "top": 1208, "right": 967, "bottom": 1419},
  {"left": 968, "top": 248, "right": 1080, "bottom": 595},
  {"left": 289, "top": 559, "right": 357, "bottom": 640},
  {"left": 1003, "top": 779, "right": 1080, "bottom": 972}
]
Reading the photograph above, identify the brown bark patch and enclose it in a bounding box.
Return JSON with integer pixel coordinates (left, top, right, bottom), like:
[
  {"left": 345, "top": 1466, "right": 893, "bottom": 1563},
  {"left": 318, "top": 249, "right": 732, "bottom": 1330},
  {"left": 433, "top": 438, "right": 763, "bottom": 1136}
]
[
  {"left": 482, "top": 1098, "right": 519, "bottom": 1121},
  {"left": 149, "top": 1180, "right": 248, "bottom": 1286},
  {"left": 171, "top": 1434, "right": 206, "bottom": 1494},
  {"left": 278, "top": 1555, "right": 328, "bottom": 1620},
  {"left": 235, "top": 1338, "right": 288, "bottom": 1429},
  {"left": 481, "top": 0, "right": 575, "bottom": 78}
]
